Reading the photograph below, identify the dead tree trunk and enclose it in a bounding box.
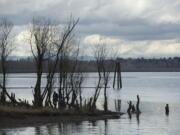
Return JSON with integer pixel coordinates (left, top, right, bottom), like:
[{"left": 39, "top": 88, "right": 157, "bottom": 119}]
[
  {"left": 91, "top": 67, "right": 102, "bottom": 111},
  {"left": 0, "top": 18, "right": 15, "bottom": 104},
  {"left": 33, "top": 59, "right": 43, "bottom": 107},
  {"left": 136, "top": 95, "right": 141, "bottom": 114},
  {"left": 103, "top": 72, "right": 110, "bottom": 112},
  {"left": 30, "top": 18, "right": 53, "bottom": 107},
  {"left": 103, "top": 86, "right": 108, "bottom": 112}
]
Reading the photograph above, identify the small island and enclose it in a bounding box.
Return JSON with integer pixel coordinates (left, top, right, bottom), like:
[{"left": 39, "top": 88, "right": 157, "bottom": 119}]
[{"left": 0, "top": 17, "right": 124, "bottom": 128}]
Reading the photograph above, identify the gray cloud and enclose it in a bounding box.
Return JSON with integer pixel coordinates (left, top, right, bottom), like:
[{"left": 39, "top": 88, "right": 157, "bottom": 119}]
[
  {"left": 78, "top": 20, "right": 180, "bottom": 41},
  {"left": 1, "top": 0, "right": 180, "bottom": 57}
]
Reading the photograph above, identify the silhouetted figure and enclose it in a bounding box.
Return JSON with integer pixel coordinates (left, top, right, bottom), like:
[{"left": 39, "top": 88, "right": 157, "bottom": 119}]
[
  {"left": 58, "top": 98, "right": 66, "bottom": 109},
  {"left": 127, "top": 101, "right": 132, "bottom": 113},
  {"left": 53, "top": 91, "right": 58, "bottom": 108},
  {"left": 136, "top": 95, "right": 141, "bottom": 114},
  {"left": 131, "top": 104, "right": 136, "bottom": 113},
  {"left": 165, "top": 104, "right": 169, "bottom": 116}
]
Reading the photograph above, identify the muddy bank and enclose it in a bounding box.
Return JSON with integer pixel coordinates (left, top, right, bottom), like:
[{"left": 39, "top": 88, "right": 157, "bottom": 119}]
[{"left": 0, "top": 106, "right": 123, "bottom": 129}]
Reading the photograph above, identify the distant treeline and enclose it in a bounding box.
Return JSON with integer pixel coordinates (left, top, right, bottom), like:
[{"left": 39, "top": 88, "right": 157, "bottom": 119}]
[{"left": 5, "top": 57, "right": 180, "bottom": 73}]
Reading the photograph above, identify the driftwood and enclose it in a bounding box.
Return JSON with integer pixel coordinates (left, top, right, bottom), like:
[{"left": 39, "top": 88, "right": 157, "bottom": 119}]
[{"left": 127, "top": 95, "right": 141, "bottom": 120}]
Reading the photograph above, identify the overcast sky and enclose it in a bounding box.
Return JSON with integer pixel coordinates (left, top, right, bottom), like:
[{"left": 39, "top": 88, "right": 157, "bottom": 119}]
[{"left": 1, "top": 0, "right": 180, "bottom": 58}]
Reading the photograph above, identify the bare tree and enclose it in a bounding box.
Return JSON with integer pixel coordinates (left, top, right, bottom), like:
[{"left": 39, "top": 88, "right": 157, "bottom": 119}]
[
  {"left": 44, "top": 45, "right": 56, "bottom": 107},
  {"left": 0, "top": 18, "right": 14, "bottom": 104},
  {"left": 69, "top": 47, "right": 82, "bottom": 109},
  {"left": 58, "top": 50, "right": 69, "bottom": 109},
  {"left": 42, "top": 17, "right": 79, "bottom": 107},
  {"left": 77, "top": 72, "right": 84, "bottom": 109},
  {"left": 29, "top": 17, "right": 79, "bottom": 107},
  {"left": 92, "top": 43, "right": 112, "bottom": 112},
  {"left": 29, "top": 18, "right": 54, "bottom": 107},
  {"left": 90, "top": 45, "right": 104, "bottom": 111},
  {"left": 58, "top": 42, "right": 80, "bottom": 109}
]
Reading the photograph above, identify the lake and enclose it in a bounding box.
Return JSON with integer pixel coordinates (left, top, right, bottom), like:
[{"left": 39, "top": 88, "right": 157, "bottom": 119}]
[{"left": 0, "top": 72, "right": 180, "bottom": 135}]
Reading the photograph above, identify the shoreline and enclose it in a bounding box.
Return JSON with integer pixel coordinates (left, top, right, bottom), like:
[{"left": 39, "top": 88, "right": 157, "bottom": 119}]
[{"left": 0, "top": 106, "right": 123, "bottom": 129}]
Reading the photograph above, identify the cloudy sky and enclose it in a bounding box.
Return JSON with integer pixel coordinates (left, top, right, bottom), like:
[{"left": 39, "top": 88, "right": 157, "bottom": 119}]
[{"left": 1, "top": 0, "right": 180, "bottom": 58}]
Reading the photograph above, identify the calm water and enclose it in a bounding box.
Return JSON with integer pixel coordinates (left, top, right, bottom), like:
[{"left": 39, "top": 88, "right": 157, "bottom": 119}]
[{"left": 1, "top": 72, "right": 180, "bottom": 135}]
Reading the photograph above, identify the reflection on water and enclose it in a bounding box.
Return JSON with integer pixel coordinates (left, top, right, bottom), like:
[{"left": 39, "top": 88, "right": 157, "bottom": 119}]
[
  {"left": 1, "top": 72, "right": 180, "bottom": 135},
  {"left": 1, "top": 103, "right": 180, "bottom": 135},
  {"left": 136, "top": 113, "right": 140, "bottom": 125}
]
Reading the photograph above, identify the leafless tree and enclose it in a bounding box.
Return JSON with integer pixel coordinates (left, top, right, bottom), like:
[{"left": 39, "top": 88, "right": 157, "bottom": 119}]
[
  {"left": 58, "top": 50, "right": 70, "bottom": 108},
  {"left": 29, "top": 17, "right": 79, "bottom": 107},
  {"left": 0, "top": 18, "right": 14, "bottom": 104},
  {"left": 43, "top": 17, "right": 79, "bottom": 107},
  {"left": 90, "top": 45, "right": 104, "bottom": 111},
  {"left": 29, "top": 17, "right": 54, "bottom": 107},
  {"left": 44, "top": 45, "right": 56, "bottom": 107},
  {"left": 92, "top": 43, "right": 112, "bottom": 112},
  {"left": 77, "top": 72, "right": 84, "bottom": 109},
  {"left": 58, "top": 44, "right": 80, "bottom": 109},
  {"left": 69, "top": 49, "right": 84, "bottom": 109}
]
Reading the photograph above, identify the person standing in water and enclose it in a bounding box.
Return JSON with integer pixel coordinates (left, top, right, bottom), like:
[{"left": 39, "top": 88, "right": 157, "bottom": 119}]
[{"left": 165, "top": 104, "right": 169, "bottom": 116}]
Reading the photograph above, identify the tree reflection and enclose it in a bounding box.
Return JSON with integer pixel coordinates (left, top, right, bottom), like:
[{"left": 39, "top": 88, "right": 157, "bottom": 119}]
[
  {"left": 128, "top": 111, "right": 132, "bottom": 120},
  {"left": 104, "top": 119, "right": 108, "bottom": 135},
  {"left": 46, "top": 124, "right": 56, "bottom": 135},
  {"left": 57, "top": 121, "right": 83, "bottom": 134},
  {"left": 35, "top": 126, "right": 42, "bottom": 135},
  {"left": 136, "top": 113, "right": 140, "bottom": 125},
  {"left": 89, "top": 120, "right": 97, "bottom": 127}
]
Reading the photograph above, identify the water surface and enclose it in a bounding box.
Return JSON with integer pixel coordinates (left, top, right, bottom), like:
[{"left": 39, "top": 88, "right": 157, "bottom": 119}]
[{"left": 0, "top": 72, "right": 180, "bottom": 135}]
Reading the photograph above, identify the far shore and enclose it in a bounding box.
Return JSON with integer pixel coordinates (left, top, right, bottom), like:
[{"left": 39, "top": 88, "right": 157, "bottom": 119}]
[
  {"left": 4, "top": 70, "right": 180, "bottom": 73},
  {"left": 0, "top": 106, "right": 123, "bottom": 129}
]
